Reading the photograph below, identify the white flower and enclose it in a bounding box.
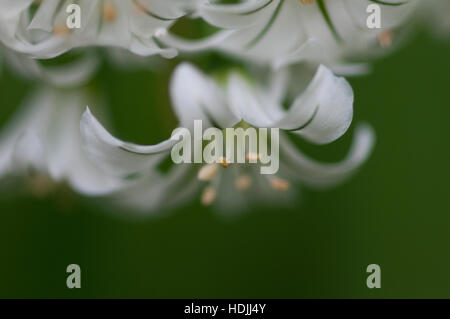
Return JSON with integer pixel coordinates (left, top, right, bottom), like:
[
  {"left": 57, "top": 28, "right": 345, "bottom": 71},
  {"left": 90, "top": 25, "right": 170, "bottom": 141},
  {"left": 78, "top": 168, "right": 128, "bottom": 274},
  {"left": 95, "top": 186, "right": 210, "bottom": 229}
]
[
  {"left": 0, "top": 85, "right": 128, "bottom": 195},
  {"left": 80, "top": 63, "right": 374, "bottom": 213},
  {"left": 0, "top": 0, "right": 178, "bottom": 58},
  {"left": 157, "top": 0, "right": 419, "bottom": 70},
  {"left": 0, "top": 44, "right": 99, "bottom": 87},
  {"left": 0, "top": 0, "right": 277, "bottom": 59}
]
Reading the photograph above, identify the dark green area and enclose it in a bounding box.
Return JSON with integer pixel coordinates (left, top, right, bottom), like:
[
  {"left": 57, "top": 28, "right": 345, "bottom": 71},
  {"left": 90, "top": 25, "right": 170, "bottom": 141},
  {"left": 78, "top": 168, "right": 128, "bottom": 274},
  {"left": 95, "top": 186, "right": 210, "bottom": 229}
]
[{"left": 0, "top": 31, "right": 449, "bottom": 298}]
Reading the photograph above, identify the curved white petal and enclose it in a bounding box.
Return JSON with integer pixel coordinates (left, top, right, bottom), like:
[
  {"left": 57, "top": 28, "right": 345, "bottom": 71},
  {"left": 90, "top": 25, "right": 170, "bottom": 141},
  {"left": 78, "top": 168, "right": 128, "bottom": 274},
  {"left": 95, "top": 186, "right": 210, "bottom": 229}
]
[
  {"left": 80, "top": 107, "right": 175, "bottom": 177},
  {"left": 280, "top": 65, "right": 354, "bottom": 144},
  {"left": 0, "top": 0, "right": 182, "bottom": 58},
  {"left": 4, "top": 49, "right": 99, "bottom": 87},
  {"left": 0, "top": 87, "right": 130, "bottom": 195},
  {"left": 28, "top": 0, "right": 60, "bottom": 32},
  {"left": 11, "top": 131, "right": 46, "bottom": 173},
  {"left": 170, "top": 63, "right": 239, "bottom": 129},
  {"left": 0, "top": 88, "right": 54, "bottom": 176},
  {"left": 279, "top": 124, "right": 375, "bottom": 188},
  {"left": 155, "top": 27, "right": 235, "bottom": 52},
  {"left": 170, "top": 0, "right": 418, "bottom": 69},
  {"left": 199, "top": 0, "right": 276, "bottom": 29},
  {"left": 111, "top": 164, "right": 200, "bottom": 214},
  {"left": 227, "top": 65, "right": 354, "bottom": 144}
]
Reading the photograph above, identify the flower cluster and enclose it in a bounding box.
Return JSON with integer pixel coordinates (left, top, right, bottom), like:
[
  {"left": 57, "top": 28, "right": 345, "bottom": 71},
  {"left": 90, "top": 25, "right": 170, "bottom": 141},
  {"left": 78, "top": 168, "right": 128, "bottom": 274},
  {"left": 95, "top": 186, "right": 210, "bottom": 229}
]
[{"left": 0, "top": 0, "right": 441, "bottom": 216}]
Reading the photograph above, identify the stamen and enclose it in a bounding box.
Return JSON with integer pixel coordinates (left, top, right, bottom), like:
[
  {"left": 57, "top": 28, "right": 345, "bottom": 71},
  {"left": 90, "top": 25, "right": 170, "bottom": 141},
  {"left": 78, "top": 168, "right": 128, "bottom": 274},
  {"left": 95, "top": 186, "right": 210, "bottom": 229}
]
[
  {"left": 378, "top": 30, "right": 394, "bottom": 48},
  {"left": 270, "top": 177, "right": 290, "bottom": 191},
  {"left": 102, "top": 1, "right": 118, "bottom": 22},
  {"left": 245, "top": 152, "right": 260, "bottom": 163},
  {"left": 28, "top": 175, "right": 56, "bottom": 198},
  {"left": 220, "top": 157, "right": 230, "bottom": 168},
  {"left": 201, "top": 186, "right": 216, "bottom": 206},
  {"left": 134, "top": 0, "right": 147, "bottom": 13},
  {"left": 300, "top": 0, "right": 315, "bottom": 5},
  {"left": 197, "top": 163, "right": 219, "bottom": 181},
  {"left": 53, "top": 24, "right": 70, "bottom": 36},
  {"left": 235, "top": 175, "right": 252, "bottom": 191}
]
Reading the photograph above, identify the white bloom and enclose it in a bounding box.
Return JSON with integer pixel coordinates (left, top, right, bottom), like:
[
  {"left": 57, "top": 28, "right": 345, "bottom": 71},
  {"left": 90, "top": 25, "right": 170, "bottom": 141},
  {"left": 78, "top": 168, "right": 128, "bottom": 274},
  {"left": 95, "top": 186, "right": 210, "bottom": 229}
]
[
  {"left": 0, "top": 85, "right": 127, "bottom": 195},
  {"left": 157, "top": 0, "right": 419, "bottom": 70},
  {"left": 0, "top": 0, "right": 178, "bottom": 58},
  {"left": 80, "top": 63, "right": 374, "bottom": 213},
  {"left": 0, "top": 44, "right": 99, "bottom": 87},
  {"left": 0, "top": 0, "right": 276, "bottom": 59}
]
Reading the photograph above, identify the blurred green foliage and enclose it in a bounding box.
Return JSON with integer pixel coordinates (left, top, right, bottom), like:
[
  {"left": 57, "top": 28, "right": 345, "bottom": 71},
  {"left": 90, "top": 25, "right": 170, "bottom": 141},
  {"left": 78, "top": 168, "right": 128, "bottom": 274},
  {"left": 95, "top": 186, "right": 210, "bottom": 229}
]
[{"left": 0, "top": 30, "right": 449, "bottom": 298}]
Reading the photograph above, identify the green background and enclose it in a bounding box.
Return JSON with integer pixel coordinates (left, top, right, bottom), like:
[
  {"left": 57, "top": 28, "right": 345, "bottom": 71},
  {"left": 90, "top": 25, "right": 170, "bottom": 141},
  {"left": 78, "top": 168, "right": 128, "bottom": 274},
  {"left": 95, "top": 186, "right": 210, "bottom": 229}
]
[{"left": 0, "top": 30, "right": 449, "bottom": 298}]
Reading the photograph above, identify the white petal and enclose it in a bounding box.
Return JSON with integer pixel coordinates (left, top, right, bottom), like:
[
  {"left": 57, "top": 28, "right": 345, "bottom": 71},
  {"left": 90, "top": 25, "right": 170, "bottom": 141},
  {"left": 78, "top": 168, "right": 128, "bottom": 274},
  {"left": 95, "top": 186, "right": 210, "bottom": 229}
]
[
  {"left": 80, "top": 107, "right": 175, "bottom": 177},
  {"left": 111, "top": 164, "right": 200, "bottom": 213},
  {"left": 28, "top": 0, "right": 60, "bottom": 33},
  {"left": 155, "top": 27, "right": 235, "bottom": 52},
  {"left": 0, "top": 0, "right": 31, "bottom": 17},
  {"left": 199, "top": 0, "right": 276, "bottom": 29},
  {"left": 4, "top": 50, "right": 99, "bottom": 87},
  {"left": 0, "top": 88, "right": 54, "bottom": 176},
  {"left": 227, "top": 73, "right": 277, "bottom": 127},
  {"left": 279, "top": 124, "right": 375, "bottom": 187},
  {"left": 11, "top": 131, "right": 45, "bottom": 173},
  {"left": 227, "top": 65, "right": 354, "bottom": 144},
  {"left": 278, "top": 65, "right": 354, "bottom": 144},
  {"left": 170, "top": 63, "right": 238, "bottom": 129}
]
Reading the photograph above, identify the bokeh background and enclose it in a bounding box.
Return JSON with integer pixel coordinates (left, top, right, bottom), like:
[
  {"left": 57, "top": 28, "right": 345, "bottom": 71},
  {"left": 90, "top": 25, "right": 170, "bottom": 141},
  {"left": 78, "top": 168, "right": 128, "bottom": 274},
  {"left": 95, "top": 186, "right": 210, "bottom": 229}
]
[{"left": 0, "top": 28, "right": 449, "bottom": 298}]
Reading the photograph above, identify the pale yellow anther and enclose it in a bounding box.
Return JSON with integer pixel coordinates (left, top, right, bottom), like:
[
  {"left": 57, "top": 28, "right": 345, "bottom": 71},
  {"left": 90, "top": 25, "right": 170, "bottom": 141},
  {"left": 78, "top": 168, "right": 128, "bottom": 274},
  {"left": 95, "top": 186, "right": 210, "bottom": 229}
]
[
  {"left": 201, "top": 186, "right": 216, "bottom": 206},
  {"left": 245, "top": 152, "right": 260, "bottom": 162},
  {"left": 235, "top": 175, "right": 252, "bottom": 191},
  {"left": 378, "top": 29, "right": 394, "bottom": 48},
  {"left": 134, "top": 0, "right": 147, "bottom": 14},
  {"left": 270, "top": 177, "right": 290, "bottom": 191},
  {"left": 28, "top": 175, "right": 56, "bottom": 198},
  {"left": 220, "top": 157, "right": 230, "bottom": 168},
  {"left": 300, "top": 0, "right": 315, "bottom": 5},
  {"left": 102, "top": 1, "right": 117, "bottom": 22},
  {"left": 197, "top": 163, "right": 219, "bottom": 181},
  {"left": 52, "top": 24, "right": 70, "bottom": 36}
]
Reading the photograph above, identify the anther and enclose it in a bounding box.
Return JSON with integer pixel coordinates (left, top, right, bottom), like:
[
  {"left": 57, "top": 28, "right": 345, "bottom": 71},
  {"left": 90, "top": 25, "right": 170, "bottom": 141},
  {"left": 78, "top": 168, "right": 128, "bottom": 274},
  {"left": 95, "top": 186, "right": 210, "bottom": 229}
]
[
  {"left": 235, "top": 175, "right": 252, "bottom": 191},
  {"left": 197, "top": 163, "right": 219, "bottom": 181},
  {"left": 378, "top": 29, "right": 394, "bottom": 48},
  {"left": 102, "top": 1, "right": 117, "bottom": 22},
  {"left": 270, "top": 177, "right": 290, "bottom": 191},
  {"left": 201, "top": 186, "right": 216, "bottom": 206}
]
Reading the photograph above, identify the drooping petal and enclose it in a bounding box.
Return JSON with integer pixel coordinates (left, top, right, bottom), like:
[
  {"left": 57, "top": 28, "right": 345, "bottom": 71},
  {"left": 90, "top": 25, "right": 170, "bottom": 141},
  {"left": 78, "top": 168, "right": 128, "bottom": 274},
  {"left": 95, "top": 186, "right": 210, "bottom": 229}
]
[
  {"left": 3, "top": 49, "right": 99, "bottom": 87},
  {"left": 170, "top": 63, "right": 239, "bottom": 129},
  {"left": 0, "top": 87, "right": 130, "bottom": 195},
  {"left": 279, "top": 64, "right": 354, "bottom": 144},
  {"left": 154, "top": 27, "right": 235, "bottom": 53},
  {"left": 227, "top": 65, "right": 354, "bottom": 144},
  {"left": 0, "top": 0, "right": 184, "bottom": 58},
  {"left": 279, "top": 124, "right": 375, "bottom": 187},
  {"left": 27, "top": 0, "right": 60, "bottom": 33},
  {"left": 199, "top": 0, "right": 276, "bottom": 29},
  {"left": 80, "top": 107, "right": 175, "bottom": 178},
  {"left": 0, "top": 88, "right": 54, "bottom": 176},
  {"left": 10, "top": 131, "right": 46, "bottom": 173},
  {"left": 111, "top": 164, "right": 201, "bottom": 214}
]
